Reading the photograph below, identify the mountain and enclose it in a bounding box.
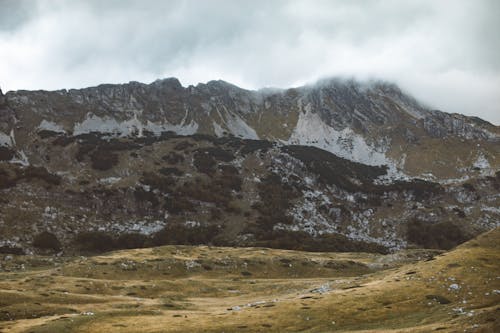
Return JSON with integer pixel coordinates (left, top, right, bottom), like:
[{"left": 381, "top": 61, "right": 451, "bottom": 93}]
[{"left": 0, "top": 78, "right": 498, "bottom": 255}]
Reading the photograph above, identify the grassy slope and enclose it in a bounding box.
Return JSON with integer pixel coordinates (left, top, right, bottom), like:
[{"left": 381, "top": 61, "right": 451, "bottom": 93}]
[{"left": 0, "top": 228, "right": 499, "bottom": 333}]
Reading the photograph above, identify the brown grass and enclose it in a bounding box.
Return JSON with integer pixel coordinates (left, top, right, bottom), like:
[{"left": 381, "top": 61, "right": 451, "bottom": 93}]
[{"left": 0, "top": 228, "right": 498, "bottom": 333}]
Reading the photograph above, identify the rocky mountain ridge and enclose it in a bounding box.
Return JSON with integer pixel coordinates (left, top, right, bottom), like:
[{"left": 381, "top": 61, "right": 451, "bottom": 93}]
[
  {"left": 1, "top": 78, "right": 498, "bottom": 178},
  {"left": 0, "top": 78, "right": 498, "bottom": 255}
]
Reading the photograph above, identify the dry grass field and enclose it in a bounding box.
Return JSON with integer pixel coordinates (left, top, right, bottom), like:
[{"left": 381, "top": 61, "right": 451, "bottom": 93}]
[{"left": 0, "top": 228, "right": 499, "bottom": 333}]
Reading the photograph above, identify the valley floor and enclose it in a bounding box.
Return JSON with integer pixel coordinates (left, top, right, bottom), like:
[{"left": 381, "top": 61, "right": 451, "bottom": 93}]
[{"left": 0, "top": 229, "right": 499, "bottom": 333}]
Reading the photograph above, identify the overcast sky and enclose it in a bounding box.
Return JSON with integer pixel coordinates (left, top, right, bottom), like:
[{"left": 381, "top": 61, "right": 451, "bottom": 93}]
[{"left": 0, "top": 0, "right": 499, "bottom": 124}]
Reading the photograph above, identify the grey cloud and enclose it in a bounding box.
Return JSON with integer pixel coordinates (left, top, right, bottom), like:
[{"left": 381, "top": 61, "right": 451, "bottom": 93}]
[{"left": 0, "top": 0, "right": 499, "bottom": 124}]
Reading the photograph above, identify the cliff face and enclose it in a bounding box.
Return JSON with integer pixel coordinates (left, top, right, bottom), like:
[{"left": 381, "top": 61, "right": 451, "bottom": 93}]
[
  {"left": 3, "top": 78, "right": 499, "bottom": 178},
  {"left": 0, "top": 78, "right": 498, "bottom": 255}
]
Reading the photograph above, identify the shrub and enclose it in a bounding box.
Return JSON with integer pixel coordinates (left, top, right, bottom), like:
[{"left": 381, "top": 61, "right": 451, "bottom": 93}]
[
  {"left": 163, "top": 195, "right": 196, "bottom": 214},
  {"left": 33, "top": 232, "right": 62, "bottom": 251},
  {"left": 162, "top": 152, "right": 184, "bottom": 164},
  {"left": 152, "top": 224, "right": 220, "bottom": 246},
  {"left": 115, "top": 233, "right": 149, "bottom": 249},
  {"left": 173, "top": 141, "right": 194, "bottom": 151},
  {"left": 251, "top": 230, "right": 388, "bottom": 253},
  {"left": 0, "top": 147, "right": 15, "bottom": 161},
  {"left": 90, "top": 149, "right": 119, "bottom": 171},
  {"left": 37, "top": 130, "right": 60, "bottom": 139},
  {"left": 239, "top": 139, "right": 273, "bottom": 155},
  {"left": 140, "top": 172, "right": 175, "bottom": 193},
  {"left": 21, "top": 166, "right": 62, "bottom": 185},
  {"left": 195, "top": 147, "right": 234, "bottom": 162},
  {"left": 0, "top": 168, "right": 16, "bottom": 189},
  {"left": 134, "top": 187, "right": 160, "bottom": 208},
  {"left": 73, "top": 231, "right": 115, "bottom": 253},
  {"left": 407, "top": 220, "right": 470, "bottom": 250},
  {"left": 193, "top": 151, "right": 216, "bottom": 174},
  {"left": 253, "top": 174, "right": 299, "bottom": 231},
  {"left": 0, "top": 246, "right": 24, "bottom": 255},
  {"left": 159, "top": 167, "right": 183, "bottom": 177}
]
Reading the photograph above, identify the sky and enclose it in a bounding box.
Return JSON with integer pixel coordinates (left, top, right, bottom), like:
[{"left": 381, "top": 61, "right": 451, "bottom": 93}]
[{"left": 0, "top": 0, "right": 499, "bottom": 124}]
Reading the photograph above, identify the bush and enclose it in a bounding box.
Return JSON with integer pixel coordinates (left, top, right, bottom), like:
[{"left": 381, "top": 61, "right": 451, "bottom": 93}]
[
  {"left": 0, "top": 246, "right": 24, "bottom": 255},
  {"left": 134, "top": 187, "right": 160, "bottom": 208},
  {"left": 152, "top": 224, "right": 221, "bottom": 246},
  {"left": 407, "top": 220, "right": 470, "bottom": 250},
  {"left": 0, "top": 168, "right": 16, "bottom": 189},
  {"left": 21, "top": 166, "right": 62, "bottom": 185},
  {"left": 90, "top": 149, "right": 119, "bottom": 171},
  {"left": 251, "top": 230, "right": 388, "bottom": 253},
  {"left": 115, "top": 233, "right": 149, "bottom": 249},
  {"left": 0, "top": 147, "right": 15, "bottom": 161},
  {"left": 73, "top": 231, "right": 115, "bottom": 253},
  {"left": 159, "top": 167, "right": 183, "bottom": 177},
  {"left": 253, "top": 174, "right": 299, "bottom": 231},
  {"left": 173, "top": 141, "right": 194, "bottom": 151},
  {"left": 140, "top": 172, "right": 175, "bottom": 193},
  {"left": 33, "top": 232, "right": 62, "bottom": 251},
  {"left": 162, "top": 152, "right": 184, "bottom": 164},
  {"left": 193, "top": 151, "right": 216, "bottom": 174}
]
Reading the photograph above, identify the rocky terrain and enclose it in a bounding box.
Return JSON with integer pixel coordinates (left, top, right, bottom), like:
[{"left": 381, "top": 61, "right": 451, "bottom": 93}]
[{"left": 0, "top": 78, "right": 499, "bottom": 255}]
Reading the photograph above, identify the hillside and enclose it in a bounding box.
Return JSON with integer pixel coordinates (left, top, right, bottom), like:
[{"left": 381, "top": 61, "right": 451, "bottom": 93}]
[
  {"left": 0, "top": 78, "right": 499, "bottom": 255},
  {"left": 0, "top": 228, "right": 498, "bottom": 332},
  {"left": 1, "top": 78, "right": 499, "bottom": 178}
]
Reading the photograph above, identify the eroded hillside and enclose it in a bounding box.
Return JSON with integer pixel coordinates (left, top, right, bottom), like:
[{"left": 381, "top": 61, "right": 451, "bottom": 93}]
[{"left": 0, "top": 131, "right": 498, "bottom": 255}]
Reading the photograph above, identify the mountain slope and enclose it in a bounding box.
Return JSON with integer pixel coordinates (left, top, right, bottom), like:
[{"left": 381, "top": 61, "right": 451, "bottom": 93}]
[
  {"left": 1, "top": 78, "right": 498, "bottom": 179},
  {"left": 0, "top": 79, "right": 499, "bottom": 254}
]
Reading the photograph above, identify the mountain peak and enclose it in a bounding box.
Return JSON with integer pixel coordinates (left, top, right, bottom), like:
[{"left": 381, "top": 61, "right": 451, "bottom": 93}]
[{"left": 151, "top": 77, "right": 183, "bottom": 90}]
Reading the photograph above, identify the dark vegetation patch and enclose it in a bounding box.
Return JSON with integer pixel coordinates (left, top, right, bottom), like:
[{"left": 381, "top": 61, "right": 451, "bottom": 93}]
[
  {"left": 193, "top": 150, "right": 216, "bottom": 174},
  {"left": 462, "top": 182, "right": 476, "bottom": 192},
  {"left": 173, "top": 174, "right": 242, "bottom": 211},
  {"left": 407, "top": 220, "right": 470, "bottom": 250},
  {"left": 37, "top": 130, "right": 61, "bottom": 139},
  {"left": 282, "top": 145, "right": 387, "bottom": 191},
  {"left": 191, "top": 134, "right": 217, "bottom": 143},
  {"left": 195, "top": 147, "right": 235, "bottom": 162},
  {"left": 73, "top": 231, "right": 116, "bottom": 253},
  {"left": 0, "top": 147, "right": 15, "bottom": 161},
  {"left": 152, "top": 224, "right": 221, "bottom": 246},
  {"left": 0, "top": 167, "right": 16, "bottom": 189},
  {"left": 283, "top": 145, "right": 443, "bottom": 200},
  {"left": 239, "top": 139, "right": 273, "bottom": 155},
  {"left": 69, "top": 231, "right": 153, "bottom": 253},
  {"left": 0, "top": 165, "right": 62, "bottom": 188},
  {"left": 251, "top": 173, "right": 300, "bottom": 231},
  {"left": 0, "top": 246, "right": 24, "bottom": 255},
  {"left": 52, "top": 135, "right": 74, "bottom": 146},
  {"left": 486, "top": 171, "right": 500, "bottom": 190},
  {"left": 173, "top": 141, "right": 194, "bottom": 151},
  {"left": 252, "top": 230, "right": 388, "bottom": 253},
  {"left": 32, "top": 232, "right": 62, "bottom": 252},
  {"left": 163, "top": 196, "right": 196, "bottom": 214},
  {"left": 162, "top": 152, "right": 184, "bottom": 164},
  {"left": 90, "top": 148, "right": 119, "bottom": 171},
  {"left": 159, "top": 167, "right": 183, "bottom": 177},
  {"left": 379, "top": 179, "right": 444, "bottom": 201},
  {"left": 22, "top": 166, "right": 62, "bottom": 185},
  {"left": 140, "top": 172, "right": 175, "bottom": 193},
  {"left": 115, "top": 233, "right": 149, "bottom": 249},
  {"left": 218, "top": 164, "right": 239, "bottom": 175},
  {"left": 453, "top": 207, "right": 466, "bottom": 218},
  {"left": 134, "top": 187, "right": 160, "bottom": 208},
  {"left": 214, "top": 172, "right": 242, "bottom": 192}
]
